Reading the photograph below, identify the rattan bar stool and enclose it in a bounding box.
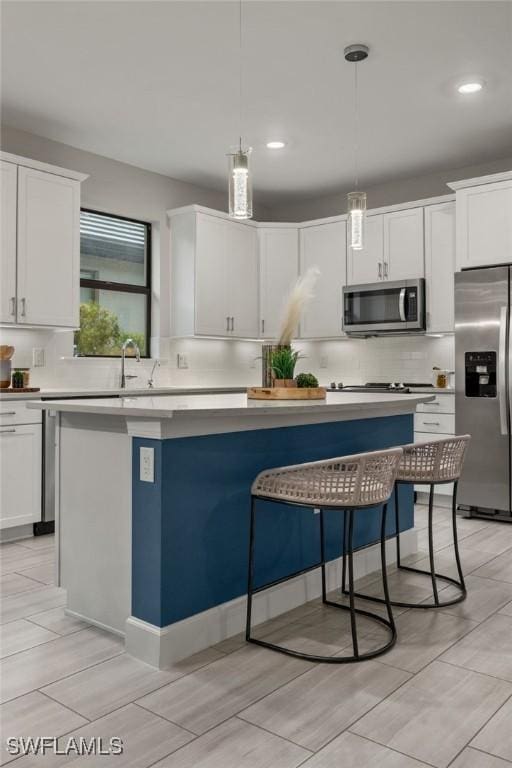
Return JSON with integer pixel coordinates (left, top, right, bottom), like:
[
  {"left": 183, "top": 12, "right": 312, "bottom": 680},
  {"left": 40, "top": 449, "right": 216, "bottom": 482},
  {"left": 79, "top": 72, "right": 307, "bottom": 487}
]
[
  {"left": 348, "top": 435, "right": 471, "bottom": 610},
  {"left": 246, "top": 447, "right": 403, "bottom": 663}
]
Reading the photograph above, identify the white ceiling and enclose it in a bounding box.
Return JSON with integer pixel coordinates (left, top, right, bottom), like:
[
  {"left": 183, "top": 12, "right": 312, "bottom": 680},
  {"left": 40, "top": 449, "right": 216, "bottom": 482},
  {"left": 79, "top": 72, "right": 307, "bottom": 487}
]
[{"left": 2, "top": 1, "right": 512, "bottom": 205}]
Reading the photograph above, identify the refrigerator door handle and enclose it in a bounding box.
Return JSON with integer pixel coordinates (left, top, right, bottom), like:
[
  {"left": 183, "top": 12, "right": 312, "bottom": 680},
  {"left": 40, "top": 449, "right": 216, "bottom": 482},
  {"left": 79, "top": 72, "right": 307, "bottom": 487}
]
[{"left": 499, "top": 305, "right": 508, "bottom": 436}]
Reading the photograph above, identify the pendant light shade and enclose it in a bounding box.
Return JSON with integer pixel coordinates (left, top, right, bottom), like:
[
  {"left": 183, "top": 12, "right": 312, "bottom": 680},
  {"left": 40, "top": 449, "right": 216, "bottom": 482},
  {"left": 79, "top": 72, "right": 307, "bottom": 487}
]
[
  {"left": 347, "top": 190, "right": 367, "bottom": 250},
  {"left": 345, "top": 44, "right": 369, "bottom": 251},
  {"left": 228, "top": 143, "right": 253, "bottom": 220}
]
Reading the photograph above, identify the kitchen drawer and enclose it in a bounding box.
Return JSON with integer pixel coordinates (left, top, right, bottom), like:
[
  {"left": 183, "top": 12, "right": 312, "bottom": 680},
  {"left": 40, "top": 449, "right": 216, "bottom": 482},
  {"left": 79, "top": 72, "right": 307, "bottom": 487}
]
[
  {"left": 416, "top": 394, "right": 455, "bottom": 414},
  {"left": 414, "top": 413, "right": 455, "bottom": 434},
  {"left": 0, "top": 400, "right": 42, "bottom": 426}
]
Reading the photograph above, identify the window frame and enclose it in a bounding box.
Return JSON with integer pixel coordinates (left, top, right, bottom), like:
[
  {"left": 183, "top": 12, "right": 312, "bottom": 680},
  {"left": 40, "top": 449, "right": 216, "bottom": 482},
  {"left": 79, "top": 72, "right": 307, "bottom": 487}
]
[{"left": 78, "top": 208, "right": 152, "bottom": 358}]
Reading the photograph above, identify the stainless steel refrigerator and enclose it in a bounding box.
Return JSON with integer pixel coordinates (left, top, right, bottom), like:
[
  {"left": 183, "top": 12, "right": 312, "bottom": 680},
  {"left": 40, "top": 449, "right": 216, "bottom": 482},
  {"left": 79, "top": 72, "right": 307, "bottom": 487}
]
[{"left": 455, "top": 266, "right": 511, "bottom": 520}]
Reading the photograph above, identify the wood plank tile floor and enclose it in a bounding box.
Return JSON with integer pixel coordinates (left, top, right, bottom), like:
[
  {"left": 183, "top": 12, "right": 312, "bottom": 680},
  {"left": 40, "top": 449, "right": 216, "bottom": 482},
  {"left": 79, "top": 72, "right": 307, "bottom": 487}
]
[{"left": 2, "top": 506, "right": 512, "bottom": 767}]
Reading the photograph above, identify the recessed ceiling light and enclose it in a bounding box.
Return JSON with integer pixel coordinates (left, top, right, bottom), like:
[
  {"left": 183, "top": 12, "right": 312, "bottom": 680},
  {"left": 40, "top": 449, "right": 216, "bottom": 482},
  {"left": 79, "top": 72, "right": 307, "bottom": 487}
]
[
  {"left": 457, "top": 80, "right": 484, "bottom": 94},
  {"left": 266, "top": 141, "right": 286, "bottom": 149}
]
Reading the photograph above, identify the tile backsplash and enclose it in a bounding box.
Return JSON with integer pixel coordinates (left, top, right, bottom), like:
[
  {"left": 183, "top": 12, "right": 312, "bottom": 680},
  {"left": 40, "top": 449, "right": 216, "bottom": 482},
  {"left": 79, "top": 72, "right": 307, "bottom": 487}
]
[{"left": 0, "top": 327, "right": 454, "bottom": 391}]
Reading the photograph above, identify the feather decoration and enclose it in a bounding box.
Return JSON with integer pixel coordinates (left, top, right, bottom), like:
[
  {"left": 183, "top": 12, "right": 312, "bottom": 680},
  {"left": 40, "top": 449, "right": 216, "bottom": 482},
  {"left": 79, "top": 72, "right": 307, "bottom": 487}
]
[{"left": 277, "top": 267, "right": 320, "bottom": 346}]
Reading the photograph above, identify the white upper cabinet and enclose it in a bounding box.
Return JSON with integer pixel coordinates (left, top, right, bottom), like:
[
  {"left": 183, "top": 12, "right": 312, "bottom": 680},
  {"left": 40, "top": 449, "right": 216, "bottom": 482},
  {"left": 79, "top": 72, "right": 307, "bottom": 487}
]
[
  {"left": 17, "top": 167, "right": 80, "bottom": 327},
  {"left": 425, "top": 202, "right": 456, "bottom": 333},
  {"left": 452, "top": 177, "right": 512, "bottom": 270},
  {"left": 195, "top": 214, "right": 229, "bottom": 336},
  {"left": 0, "top": 161, "right": 17, "bottom": 324},
  {"left": 170, "top": 208, "right": 259, "bottom": 338},
  {"left": 347, "top": 215, "right": 384, "bottom": 285},
  {"left": 259, "top": 228, "right": 299, "bottom": 339},
  {"left": 0, "top": 153, "right": 86, "bottom": 328},
  {"left": 227, "top": 220, "right": 259, "bottom": 338},
  {"left": 299, "top": 220, "right": 346, "bottom": 338},
  {"left": 346, "top": 206, "right": 424, "bottom": 285},
  {"left": 383, "top": 207, "right": 424, "bottom": 280}
]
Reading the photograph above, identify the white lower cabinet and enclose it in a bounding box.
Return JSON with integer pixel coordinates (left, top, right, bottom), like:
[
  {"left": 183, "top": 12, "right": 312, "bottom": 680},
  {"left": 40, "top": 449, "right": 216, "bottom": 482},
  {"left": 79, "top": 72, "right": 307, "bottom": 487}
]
[
  {"left": 414, "top": 394, "right": 455, "bottom": 499},
  {"left": 0, "top": 421, "right": 42, "bottom": 530},
  {"left": 299, "top": 220, "right": 346, "bottom": 338}
]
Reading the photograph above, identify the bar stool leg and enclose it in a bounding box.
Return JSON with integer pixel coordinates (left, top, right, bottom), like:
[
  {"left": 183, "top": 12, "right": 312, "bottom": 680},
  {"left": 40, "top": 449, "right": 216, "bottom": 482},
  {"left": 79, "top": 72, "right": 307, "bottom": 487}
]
[
  {"left": 320, "top": 509, "right": 327, "bottom": 603},
  {"left": 245, "top": 496, "right": 256, "bottom": 641},
  {"left": 380, "top": 502, "right": 395, "bottom": 633},
  {"left": 341, "top": 510, "right": 347, "bottom": 594},
  {"left": 428, "top": 484, "right": 440, "bottom": 606},
  {"left": 452, "top": 480, "right": 466, "bottom": 593},
  {"left": 394, "top": 483, "right": 402, "bottom": 567},
  {"left": 347, "top": 509, "right": 359, "bottom": 659}
]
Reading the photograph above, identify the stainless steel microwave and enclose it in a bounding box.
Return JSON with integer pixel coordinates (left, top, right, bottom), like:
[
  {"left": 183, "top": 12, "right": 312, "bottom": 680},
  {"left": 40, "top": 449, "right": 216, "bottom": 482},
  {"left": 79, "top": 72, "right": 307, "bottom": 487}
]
[{"left": 343, "top": 278, "right": 426, "bottom": 335}]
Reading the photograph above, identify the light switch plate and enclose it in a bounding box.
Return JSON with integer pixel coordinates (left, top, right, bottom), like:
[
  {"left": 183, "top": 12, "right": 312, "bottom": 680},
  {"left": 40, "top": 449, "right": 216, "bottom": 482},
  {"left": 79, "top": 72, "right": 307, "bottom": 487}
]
[
  {"left": 140, "top": 447, "right": 154, "bottom": 483},
  {"left": 32, "top": 348, "right": 45, "bottom": 367},
  {"left": 177, "top": 354, "right": 188, "bottom": 369}
]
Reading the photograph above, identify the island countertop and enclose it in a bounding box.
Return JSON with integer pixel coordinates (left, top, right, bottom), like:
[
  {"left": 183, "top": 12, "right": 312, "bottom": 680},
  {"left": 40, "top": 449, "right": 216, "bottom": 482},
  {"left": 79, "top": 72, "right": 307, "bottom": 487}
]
[{"left": 28, "top": 390, "right": 434, "bottom": 419}]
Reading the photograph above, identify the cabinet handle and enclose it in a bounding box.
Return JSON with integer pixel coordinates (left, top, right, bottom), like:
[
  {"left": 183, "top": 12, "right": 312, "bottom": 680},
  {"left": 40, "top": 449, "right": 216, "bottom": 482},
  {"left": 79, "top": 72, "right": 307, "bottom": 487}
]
[
  {"left": 378, "top": 263, "right": 382, "bottom": 279},
  {"left": 0, "top": 411, "right": 16, "bottom": 416},
  {"left": 10, "top": 297, "right": 16, "bottom": 316},
  {"left": 261, "top": 319, "right": 265, "bottom": 335},
  {"left": 423, "top": 421, "right": 440, "bottom": 426},
  {"left": 231, "top": 317, "right": 235, "bottom": 332},
  {"left": 0, "top": 428, "right": 16, "bottom": 433},
  {"left": 383, "top": 262, "right": 388, "bottom": 279},
  {"left": 20, "top": 298, "right": 26, "bottom": 317},
  {"left": 226, "top": 316, "right": 230, "bottom": 332}
]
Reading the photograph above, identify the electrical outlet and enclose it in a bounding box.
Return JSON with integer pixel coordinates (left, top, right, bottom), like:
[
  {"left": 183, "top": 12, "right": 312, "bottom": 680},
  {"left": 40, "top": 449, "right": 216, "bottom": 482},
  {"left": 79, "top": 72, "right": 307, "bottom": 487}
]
[
  {"left": 32, "top": 348, "right": 45, "bottom": 367},
  {"left": 140, "top": 447, "right": 155, "bottom": 483},
  {"left": 320, "top": 356, "right": 328, "bottom": 369},
  {"left": 177, "top": 354, "right": 188, "bottom": 369}
]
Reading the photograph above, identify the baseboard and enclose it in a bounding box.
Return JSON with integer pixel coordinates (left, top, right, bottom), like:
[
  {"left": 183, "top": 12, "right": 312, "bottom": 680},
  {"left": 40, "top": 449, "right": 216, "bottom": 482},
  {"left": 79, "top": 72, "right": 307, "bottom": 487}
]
[
  {"left": 125, "top": 528, "right": 417, "bottom": 668},
  {"left": 65, "top": 608, "right": 125, "bottom": 639},
  {"left": 0, "top": 523, "right": 34, "bottom": 543}
]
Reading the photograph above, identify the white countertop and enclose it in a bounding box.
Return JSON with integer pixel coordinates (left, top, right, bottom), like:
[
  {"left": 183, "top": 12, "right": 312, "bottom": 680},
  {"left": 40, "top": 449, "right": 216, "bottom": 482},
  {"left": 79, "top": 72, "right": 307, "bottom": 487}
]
[
  {"left": 29, "top": 390, "right": 434, "bottom": 419},
  {"left": 0, "top": 385, "right": 245, "bottom": 401}
]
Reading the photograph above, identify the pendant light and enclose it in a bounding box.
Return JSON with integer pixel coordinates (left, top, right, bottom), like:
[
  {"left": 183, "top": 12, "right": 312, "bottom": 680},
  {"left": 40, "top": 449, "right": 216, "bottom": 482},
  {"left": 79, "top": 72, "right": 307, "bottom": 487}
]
[
  {"left": 228, "top": 0, "right": 252, "bottom": 219},
  {"left": 344, "top": 44, "right": 369, "bottom": 250}
]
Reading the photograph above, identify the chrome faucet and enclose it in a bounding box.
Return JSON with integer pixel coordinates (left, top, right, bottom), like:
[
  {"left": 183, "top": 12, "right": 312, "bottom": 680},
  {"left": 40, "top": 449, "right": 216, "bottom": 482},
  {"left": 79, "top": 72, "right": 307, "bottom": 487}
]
[
  {"left": 120, "top": 338, "right": 141, "bottom": 388},
  {"left": 148, "top": 359, "right": 160, "bottom": 389}
]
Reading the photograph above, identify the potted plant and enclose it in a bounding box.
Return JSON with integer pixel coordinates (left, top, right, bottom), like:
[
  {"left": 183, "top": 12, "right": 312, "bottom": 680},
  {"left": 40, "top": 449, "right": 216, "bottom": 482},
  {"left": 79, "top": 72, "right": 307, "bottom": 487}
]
[
  {"left": 270, "top": 346, "right": 301, "bottom": 387},
  {"left": 296, "top": 372, "right": 319, "bottom": 388}
]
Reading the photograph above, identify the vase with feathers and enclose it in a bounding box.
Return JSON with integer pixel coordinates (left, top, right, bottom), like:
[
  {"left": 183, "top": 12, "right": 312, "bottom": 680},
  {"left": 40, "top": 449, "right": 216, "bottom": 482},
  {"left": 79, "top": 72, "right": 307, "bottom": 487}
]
[{"left": 262, "top": 267, "right": 320, "bottom": 387}]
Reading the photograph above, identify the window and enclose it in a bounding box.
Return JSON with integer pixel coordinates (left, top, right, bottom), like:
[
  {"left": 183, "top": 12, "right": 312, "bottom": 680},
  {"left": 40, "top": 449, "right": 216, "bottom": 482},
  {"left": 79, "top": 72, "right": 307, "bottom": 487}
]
[{"left": 74, "top": 210, "right": 151, "bottom": 357}]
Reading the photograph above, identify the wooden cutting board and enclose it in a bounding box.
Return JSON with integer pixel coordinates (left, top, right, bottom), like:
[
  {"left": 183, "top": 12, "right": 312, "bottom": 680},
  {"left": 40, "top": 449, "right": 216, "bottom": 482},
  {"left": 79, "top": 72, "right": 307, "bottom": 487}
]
[
  {"left": 247, "top": 387, "right": 326, "bottom": 400},
  {"left": 0, "top": 387, "right": 41, "bottom": 393}
]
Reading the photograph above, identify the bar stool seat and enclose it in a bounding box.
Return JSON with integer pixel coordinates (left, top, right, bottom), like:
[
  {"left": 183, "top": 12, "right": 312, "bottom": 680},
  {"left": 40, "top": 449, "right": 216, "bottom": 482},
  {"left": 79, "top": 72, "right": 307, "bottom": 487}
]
[
  {"left": 246, "top": 447, "right": 403, "bottom": 664},
  {"left": 349, "top": 435, "right": 471, "bottom": 611}
]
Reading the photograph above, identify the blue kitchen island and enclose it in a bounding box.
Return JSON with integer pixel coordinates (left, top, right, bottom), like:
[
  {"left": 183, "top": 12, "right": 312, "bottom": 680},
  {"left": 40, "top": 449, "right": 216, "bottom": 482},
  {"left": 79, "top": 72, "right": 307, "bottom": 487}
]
[{"left": 31, "top": 390, "right": 433, "bottom": 668}]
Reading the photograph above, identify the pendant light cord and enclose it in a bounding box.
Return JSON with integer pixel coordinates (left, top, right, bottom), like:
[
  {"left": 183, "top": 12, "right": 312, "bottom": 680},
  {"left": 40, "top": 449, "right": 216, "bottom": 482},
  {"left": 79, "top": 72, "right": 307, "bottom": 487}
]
[
  {"left": 354, "top": 61, "right": 359, "bottom": 190},
  {"left": 239, "top": 0, "right": 243, "bottom": 149}
]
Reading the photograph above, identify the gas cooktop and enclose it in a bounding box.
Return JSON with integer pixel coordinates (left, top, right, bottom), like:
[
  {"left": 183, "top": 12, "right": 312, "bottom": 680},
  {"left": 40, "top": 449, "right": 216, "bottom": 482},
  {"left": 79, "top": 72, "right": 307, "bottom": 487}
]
[{"left": 327, "top": 382, "right": 434, "bottom": 394}]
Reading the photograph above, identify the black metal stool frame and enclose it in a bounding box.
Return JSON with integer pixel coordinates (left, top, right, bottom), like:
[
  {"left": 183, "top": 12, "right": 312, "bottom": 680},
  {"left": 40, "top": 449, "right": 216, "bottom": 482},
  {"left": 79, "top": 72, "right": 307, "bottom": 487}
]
[
  {"left": 245, "top": 495, "right": 397, "bottom": 663},
  {"left": 343, "top": 479, "right": 466, "bottom": 610}
]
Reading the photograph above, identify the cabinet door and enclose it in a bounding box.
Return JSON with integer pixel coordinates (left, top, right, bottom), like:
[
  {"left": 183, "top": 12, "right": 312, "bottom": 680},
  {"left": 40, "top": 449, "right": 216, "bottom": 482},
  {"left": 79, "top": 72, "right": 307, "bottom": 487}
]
[
  {"left": 228, "top": 222, "right": 259, "bottom": 338},
  {"left": 17, "top": 167, "right": 80, "bottom": 327},
  {"left": 384, "top": 207, "right": 424, "bottom": 280},
  {"left": 346, "top": 214, "right": 384, "bottom": 285},
  {"left": 259, "top": 228, "right": 299, "bottom": 338},
  {"left": 299, "top": 221, "right": 346, "bottom": 338},
  {"left": 456, "top": 181, "right": 512, "bottom": 269},
  {"left": 195, "top": 215, "right": 229, "bottom": 336},
  {"left": 425, "top": 202, "right": 455, "bottom": 333},
  {"left": 0, "top": 424, "right": 42, "bottom": 529},
  {"left": 0, "top": 161, "right": 18, "bottom": 324}
]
